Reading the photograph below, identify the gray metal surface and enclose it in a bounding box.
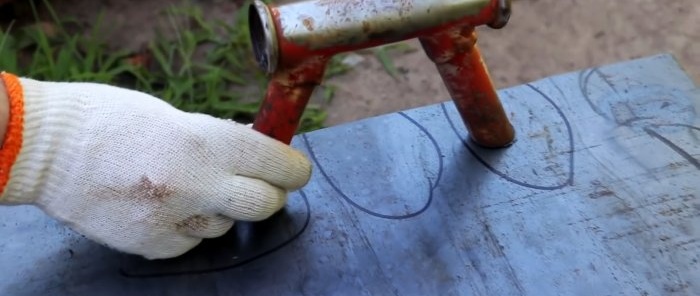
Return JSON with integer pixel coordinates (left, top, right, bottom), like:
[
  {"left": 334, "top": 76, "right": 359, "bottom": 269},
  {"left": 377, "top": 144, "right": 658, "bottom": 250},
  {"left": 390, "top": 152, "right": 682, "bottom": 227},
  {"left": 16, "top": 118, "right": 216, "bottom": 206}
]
[{"left": 1, "top": 53, "right": 699, "bottom": 295}]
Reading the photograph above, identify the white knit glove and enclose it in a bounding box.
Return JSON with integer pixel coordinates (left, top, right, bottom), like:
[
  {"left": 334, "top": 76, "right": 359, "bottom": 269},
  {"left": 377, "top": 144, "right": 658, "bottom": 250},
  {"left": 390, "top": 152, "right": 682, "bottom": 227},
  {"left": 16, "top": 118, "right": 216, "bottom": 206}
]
[{"left": 0, "top": 73, "right": 312, "bottom": 259}]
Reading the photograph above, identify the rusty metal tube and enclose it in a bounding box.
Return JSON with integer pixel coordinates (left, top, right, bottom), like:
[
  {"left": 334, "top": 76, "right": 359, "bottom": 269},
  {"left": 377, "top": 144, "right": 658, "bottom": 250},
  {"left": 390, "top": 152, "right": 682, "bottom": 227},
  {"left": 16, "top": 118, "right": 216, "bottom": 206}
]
[
  {"left": 420, "top": 28, "right": 515, "bottom": 148},
  {"left": 277, "top": 0, "right": 489, "bottom": 49},
  {"left": 251, "top": 55, "right": 330, "bottom": 144},
  {"left": 250, "top": 0, "right": 506, "bottom": 75},
  {"left": 249, "top": 0, "right": 513, "bottom": 145}
]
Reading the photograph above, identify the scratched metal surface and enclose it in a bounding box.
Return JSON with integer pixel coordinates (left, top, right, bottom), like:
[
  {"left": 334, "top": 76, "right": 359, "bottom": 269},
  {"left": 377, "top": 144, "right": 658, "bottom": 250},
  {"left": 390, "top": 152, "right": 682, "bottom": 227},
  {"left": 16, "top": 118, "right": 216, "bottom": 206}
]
[{"left": 1, "top": 54, "right": 699, "bottom": 295}]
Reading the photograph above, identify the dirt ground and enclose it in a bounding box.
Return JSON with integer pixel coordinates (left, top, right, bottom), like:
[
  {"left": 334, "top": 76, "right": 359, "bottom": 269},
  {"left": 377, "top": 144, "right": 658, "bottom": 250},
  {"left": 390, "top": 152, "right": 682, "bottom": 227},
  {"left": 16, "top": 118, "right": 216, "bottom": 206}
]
[{"left": 30, "top": 0, "right": 700, "bottom": 126}]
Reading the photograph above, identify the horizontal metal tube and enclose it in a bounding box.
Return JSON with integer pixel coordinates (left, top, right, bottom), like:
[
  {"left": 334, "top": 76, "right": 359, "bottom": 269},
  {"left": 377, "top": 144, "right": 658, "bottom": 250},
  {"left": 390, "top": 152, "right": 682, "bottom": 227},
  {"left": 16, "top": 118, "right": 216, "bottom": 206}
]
[
  {"left": 249, "top": 0, "right": 508, "bottom": 74},
  {"left": 248, "top": 0, "right": 514, "bottom": 145},
  {"left": 276, "top": 0, "right": 492, "bottom": 50}
]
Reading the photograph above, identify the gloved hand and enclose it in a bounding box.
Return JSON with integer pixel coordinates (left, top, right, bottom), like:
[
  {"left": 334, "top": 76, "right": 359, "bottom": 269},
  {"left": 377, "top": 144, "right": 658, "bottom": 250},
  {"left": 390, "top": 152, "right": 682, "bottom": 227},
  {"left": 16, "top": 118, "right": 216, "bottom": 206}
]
[{"left": 0, "top": 72, "right": 312, "bottom": 259}]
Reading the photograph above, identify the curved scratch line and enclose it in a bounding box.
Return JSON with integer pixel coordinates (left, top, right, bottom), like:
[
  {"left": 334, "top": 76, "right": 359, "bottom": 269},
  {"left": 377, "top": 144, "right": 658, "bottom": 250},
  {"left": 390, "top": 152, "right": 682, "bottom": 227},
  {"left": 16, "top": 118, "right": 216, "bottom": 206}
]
[
  {"left": 653, "top": 123, "right": 700, "bottom": 132},
  {"left": 302, "top": 112, "right": 443, "bottom": 219},
  {"left": 594, "top": 68, "right": 619, "bottom": 95},
  {"left": 599, "top": 74, "right": 700, "bottom": 170},
  {"left": 547, "top": 79, "right": 577, "bottom": 185},
  {"left": 644, "top": 127, "right": 700, "bottom": 170},
  {"left": 441, "top": 84, "right": 574, "bottom": 190},
  {"left": 398, "top": 111, "right": 444, "bottom": 191},
  {"left": 119, "top": 190, "right": 312, "bottom": 278},
  {"left": 579, "top": 68, "right": 607, "bottom": 117},
  {"left": 657, "top": 124, "right": 700, "bottom": 143}
]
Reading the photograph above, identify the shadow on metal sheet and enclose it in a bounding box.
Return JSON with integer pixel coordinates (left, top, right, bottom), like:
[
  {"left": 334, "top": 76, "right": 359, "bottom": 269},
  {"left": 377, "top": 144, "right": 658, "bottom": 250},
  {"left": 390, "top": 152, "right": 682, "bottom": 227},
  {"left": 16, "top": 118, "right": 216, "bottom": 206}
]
[{"left": 118, "top": 192, "right": 310, "bottom": 278}]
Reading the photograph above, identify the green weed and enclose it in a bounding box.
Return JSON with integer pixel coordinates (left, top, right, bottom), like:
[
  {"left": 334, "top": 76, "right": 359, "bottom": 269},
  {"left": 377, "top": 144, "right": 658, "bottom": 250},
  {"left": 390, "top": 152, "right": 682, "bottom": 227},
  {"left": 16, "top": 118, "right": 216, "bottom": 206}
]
[{"left": 373, "top": 42, "right": 417, "bottom": 80}]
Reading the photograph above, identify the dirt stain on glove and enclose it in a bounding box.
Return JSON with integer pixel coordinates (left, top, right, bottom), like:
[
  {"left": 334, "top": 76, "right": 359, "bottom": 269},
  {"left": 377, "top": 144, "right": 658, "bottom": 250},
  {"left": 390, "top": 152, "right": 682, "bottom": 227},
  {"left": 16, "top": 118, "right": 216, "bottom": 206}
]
[
  {"left": 175, "top": 215, "right": 210, "bottom": 232},
  {"left": 87, "top": 175, "right": 175, "bottom": 202},
  {"left": 135, "top": 176, "right": 174, "bottom": 201}
]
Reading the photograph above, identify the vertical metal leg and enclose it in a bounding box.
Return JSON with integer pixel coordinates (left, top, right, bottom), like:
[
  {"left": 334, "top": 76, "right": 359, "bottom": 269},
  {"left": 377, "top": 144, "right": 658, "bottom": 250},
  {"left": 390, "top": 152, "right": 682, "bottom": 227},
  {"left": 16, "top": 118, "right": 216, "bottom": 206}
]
[
  {"left": 420, "top": 26, "right": 515, "bottom": 148},
  {"left": 252, "top": 57, "right": 330, "bottom": 144}
]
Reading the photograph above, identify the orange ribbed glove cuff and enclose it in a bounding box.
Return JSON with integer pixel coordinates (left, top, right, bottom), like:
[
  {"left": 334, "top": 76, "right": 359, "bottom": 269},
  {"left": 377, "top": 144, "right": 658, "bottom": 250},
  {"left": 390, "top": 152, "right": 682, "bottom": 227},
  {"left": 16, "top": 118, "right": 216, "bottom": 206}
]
[{"left": 0, "top": 72, "right": 25, "bottom": 197}]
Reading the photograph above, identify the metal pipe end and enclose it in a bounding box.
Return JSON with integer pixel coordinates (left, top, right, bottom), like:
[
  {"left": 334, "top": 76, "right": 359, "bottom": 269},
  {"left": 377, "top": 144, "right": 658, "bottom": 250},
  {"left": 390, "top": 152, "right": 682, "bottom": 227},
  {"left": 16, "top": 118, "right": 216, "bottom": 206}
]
[
  {"left": 249, "top": 0, "right": 278, "bottom": 74},
  {"left": 488, "top": 0, "right": 512, "bottom": 29}
]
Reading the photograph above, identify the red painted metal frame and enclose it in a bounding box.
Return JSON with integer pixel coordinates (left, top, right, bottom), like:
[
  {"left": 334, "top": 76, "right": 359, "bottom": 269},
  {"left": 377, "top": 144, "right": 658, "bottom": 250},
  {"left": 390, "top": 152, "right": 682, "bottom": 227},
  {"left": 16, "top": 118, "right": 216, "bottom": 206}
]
[
  {"left": 252, "top": 0, "right": 515, "bottom": 147},
  {"left": 420, "top": 27, "right": 515, "bottom": 147}
]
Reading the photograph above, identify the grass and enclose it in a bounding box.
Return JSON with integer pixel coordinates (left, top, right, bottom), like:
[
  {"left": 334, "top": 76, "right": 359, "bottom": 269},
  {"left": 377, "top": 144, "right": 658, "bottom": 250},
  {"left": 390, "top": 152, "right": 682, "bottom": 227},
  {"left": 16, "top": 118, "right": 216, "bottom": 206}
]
[
  {"left": 0, "top": 0, "right": 345, "bottom": 132},
  {"left": 372, "top": 43, "right": 417, "bottom": 80}
]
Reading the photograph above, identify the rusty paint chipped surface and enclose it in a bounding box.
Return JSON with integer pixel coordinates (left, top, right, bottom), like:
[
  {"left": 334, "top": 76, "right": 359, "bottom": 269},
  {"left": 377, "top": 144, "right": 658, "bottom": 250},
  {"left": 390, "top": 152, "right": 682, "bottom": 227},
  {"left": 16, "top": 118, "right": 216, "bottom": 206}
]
[
  {"left": 300, "top": 15, "right": 315, "bottom": 31},
  {"left": 251, "top": 0, "right": 511, "bottom": 145},
  {"left": 277, "top": 0, "right": 493, "bottom": 50},
  {"left": 252, "top": 55, "right": 331, "bottom": 144},
  {"left": 420, "top": 27, "right": 515, "bottom": 147}
]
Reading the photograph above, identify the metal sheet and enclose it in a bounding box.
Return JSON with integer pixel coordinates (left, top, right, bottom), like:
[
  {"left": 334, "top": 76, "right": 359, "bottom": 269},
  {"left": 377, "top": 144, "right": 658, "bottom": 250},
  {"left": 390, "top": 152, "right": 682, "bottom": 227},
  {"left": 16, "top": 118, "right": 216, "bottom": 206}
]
[{"left": 1, "top": 53, "right": 699, "bottom": 295}]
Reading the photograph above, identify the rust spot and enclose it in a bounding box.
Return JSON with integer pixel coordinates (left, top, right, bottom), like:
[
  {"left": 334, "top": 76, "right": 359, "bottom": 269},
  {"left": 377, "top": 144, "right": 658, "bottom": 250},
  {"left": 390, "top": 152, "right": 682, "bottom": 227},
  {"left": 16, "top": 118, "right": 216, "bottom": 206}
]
[
  {"left": 398, "top": 0, "right": 414, "bottom": 17},
  {"left": 367, "top": 29, "right": 398, "bottom": 40},
  {"left": 589, "top": 187, "right": 615, "bottom": 199},
  {"left": 302, "top": 17, "right": 315, "bottom": 31},
  {"left": 659, "top": 206, "right": 685, "bottom": 217},
  {"left": 176, "top": 215, "right": 210, "bottom": 233},
  {"left": 362, "top": 20, "right": 370, "bottom": 33},
  {"left": 668, "top": 161, "right": 689, "bottom": 169},
  {"left": 135, "top": 176, "right": 174, "bottom": 201}
]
